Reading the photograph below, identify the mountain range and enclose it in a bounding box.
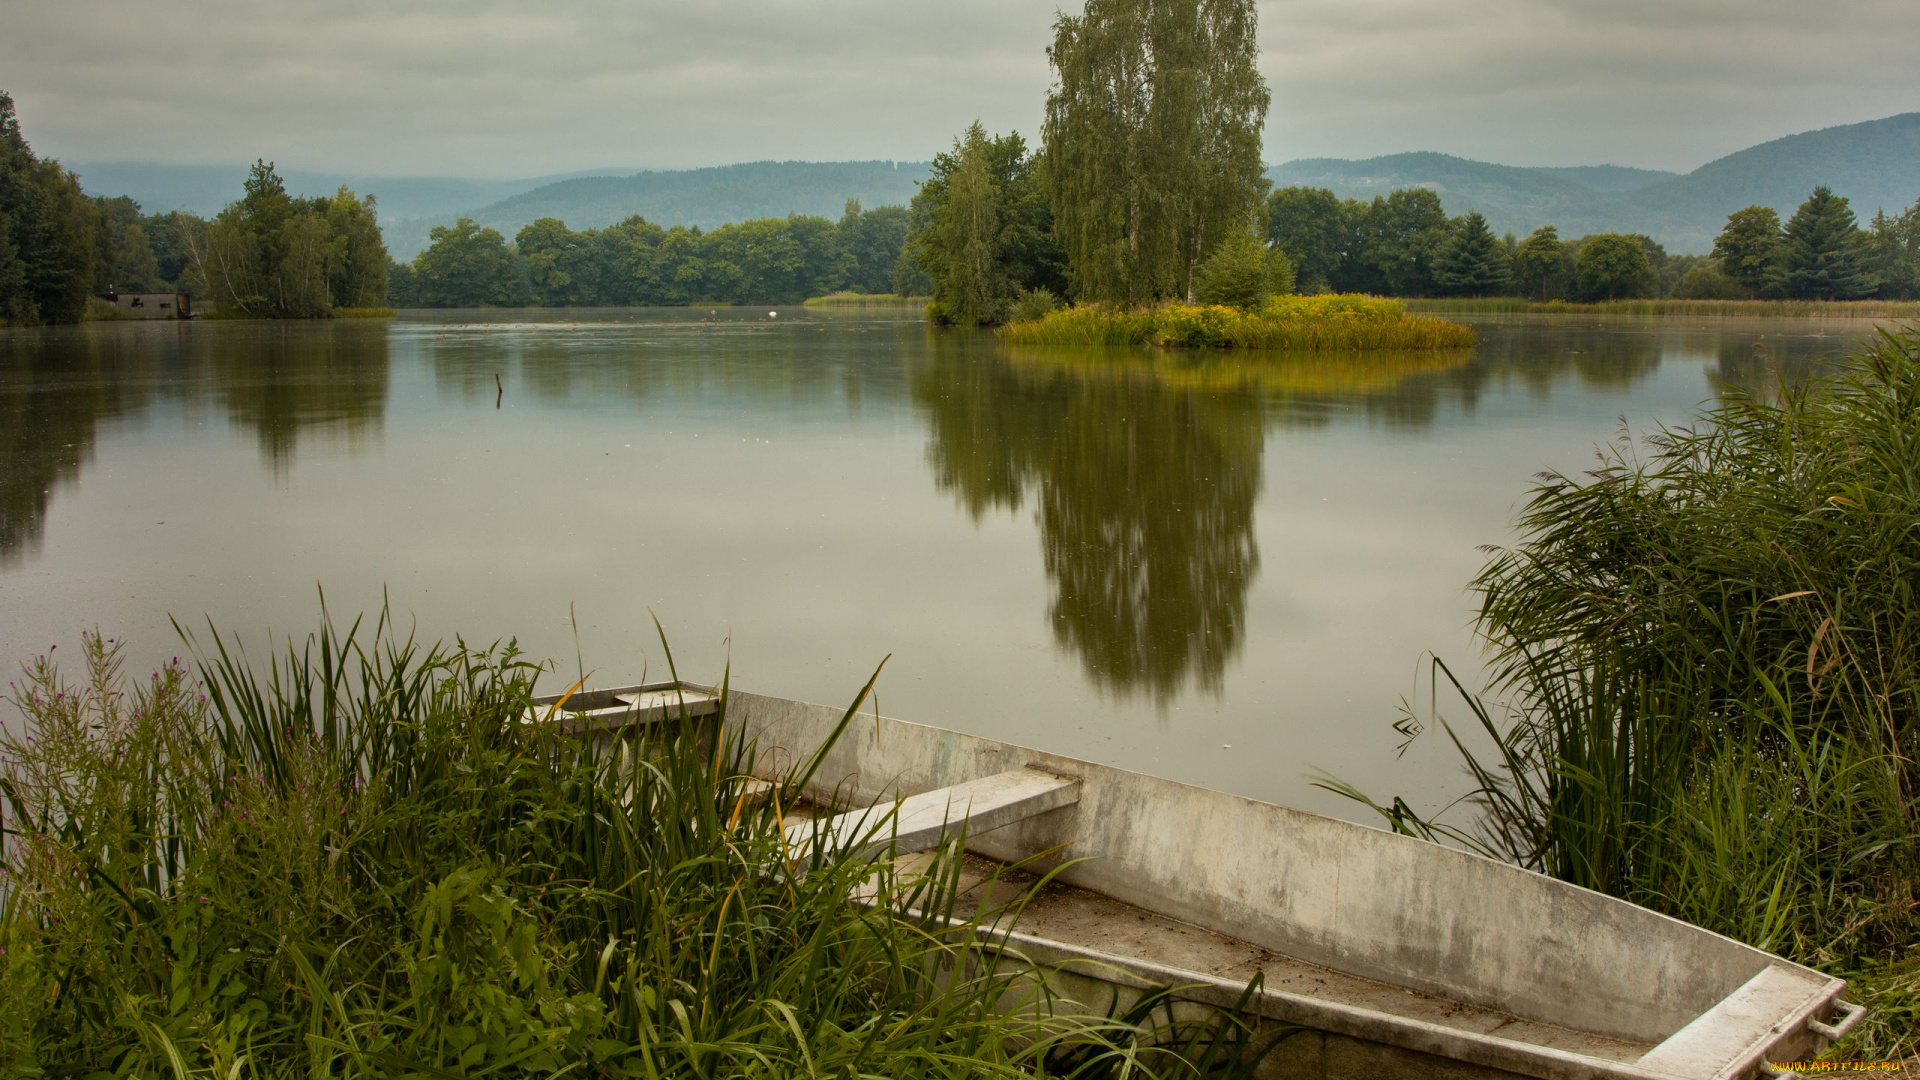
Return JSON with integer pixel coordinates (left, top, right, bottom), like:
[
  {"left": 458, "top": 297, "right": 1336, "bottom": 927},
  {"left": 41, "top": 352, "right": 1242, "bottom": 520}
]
[{"left": 73, "top": 112, "right": 1920, "bottom": 259}]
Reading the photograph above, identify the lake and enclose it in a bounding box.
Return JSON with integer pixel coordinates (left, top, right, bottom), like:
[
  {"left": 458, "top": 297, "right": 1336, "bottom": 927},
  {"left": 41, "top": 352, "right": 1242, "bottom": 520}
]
[{"left": 0, "top": 308, "right": 1885, "bottom": 821}]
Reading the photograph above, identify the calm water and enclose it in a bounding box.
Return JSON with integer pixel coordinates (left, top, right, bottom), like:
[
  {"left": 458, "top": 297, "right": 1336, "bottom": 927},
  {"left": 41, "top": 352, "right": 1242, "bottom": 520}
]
[{"left": 0, "top": 309, "right": 1884, "bottom": 820}]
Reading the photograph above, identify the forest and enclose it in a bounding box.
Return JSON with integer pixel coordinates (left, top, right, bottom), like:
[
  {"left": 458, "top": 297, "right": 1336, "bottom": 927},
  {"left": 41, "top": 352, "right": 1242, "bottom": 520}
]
[
  {"left": 386, "top": 200, "right": 916, "bottom": 308},
  {"left": 2, "top": 93, "right": 388, "bottom": 323},
  {"left": 1266, "top": 183, "right": 1920, "bottom": 302}
]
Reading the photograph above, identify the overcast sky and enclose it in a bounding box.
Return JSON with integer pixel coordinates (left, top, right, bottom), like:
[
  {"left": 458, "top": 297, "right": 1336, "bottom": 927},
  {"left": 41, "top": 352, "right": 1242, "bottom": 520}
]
[{"left": 6, "top": 0, "right": 1916, "bottom": 178}]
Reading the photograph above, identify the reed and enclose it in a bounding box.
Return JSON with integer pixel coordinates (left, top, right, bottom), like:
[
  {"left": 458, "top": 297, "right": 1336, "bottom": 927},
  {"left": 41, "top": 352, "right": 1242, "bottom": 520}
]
[
  {"left": 803, "top": 291, "right": 932, "bottom": 308},
  {"left": 1, "top": 613, "right": 1276, "bottom": 1077},
  {"left": 1405, "top": 297, "right": 1920, "bottom": 318},
  {"left": 1000, "top": 295, "right": 1476, "bottom": 351},
  {"left": 333, "top": 306, "right": 398, "bottom": 319},
  {"left": 1321, "top": 326, "right": 1920, "bottom": 1058}
]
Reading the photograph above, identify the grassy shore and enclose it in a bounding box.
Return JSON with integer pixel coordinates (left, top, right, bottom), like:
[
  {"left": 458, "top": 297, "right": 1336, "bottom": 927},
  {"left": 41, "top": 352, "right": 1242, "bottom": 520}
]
[
  {"left": 1001, "top": 294, "right": 1477, "bottom": 350},
  {"left": 1324, "top": 325, "right": 1920, "bottom": 1059},
  {"left": 1, "top": 617, "right": 1274, "bottom": 1077},
  {"left": 803, "top": 290, "right": 933, "bottom": 308},
  {"left": 1406, "top": 296, "right": 1920, "bottom": 318}
]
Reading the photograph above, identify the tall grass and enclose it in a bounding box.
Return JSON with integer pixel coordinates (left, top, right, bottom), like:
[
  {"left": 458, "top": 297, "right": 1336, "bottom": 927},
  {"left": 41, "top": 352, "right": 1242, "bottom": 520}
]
[
  {"left": 1406, "top": 297, "right": 1920, "bottom": 319},
  {"left": 1001, "top": 295, "right": 1476, "bottom": 351},
  {"left": 803, "top": 291, "right": 932, "bottom": 308},
  {"left": 333, "top": 307, "right": 398, "bottom": 319},
  {"left": 0, "top": 614, "right": 1272, "bottom": 1077},
  {"left": 1322, "top": 325, "right": 1920, "bottom": 1058}
]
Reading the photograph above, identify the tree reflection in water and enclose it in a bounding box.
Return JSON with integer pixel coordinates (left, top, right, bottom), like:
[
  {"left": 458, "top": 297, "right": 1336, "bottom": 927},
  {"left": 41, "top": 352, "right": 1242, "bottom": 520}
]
[{"left": 913, "top": 340, "right": 1476, "bottom": 702}]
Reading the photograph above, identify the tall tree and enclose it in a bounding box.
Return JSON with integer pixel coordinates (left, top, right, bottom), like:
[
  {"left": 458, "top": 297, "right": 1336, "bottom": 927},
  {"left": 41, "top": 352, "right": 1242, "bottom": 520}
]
[
  {"left": 1044, "top": 0, "right": 1270, "bottom": 304},
  {"left": 1265, "top": 186, "right": 1345, "bottom": 294},
  {"left": 1710, "top": 206, "right": 1782, "bottom": 299},
  {"left": 0, "top": 91, "right": 97, "bottom": 325},
  {"left": 927, "top": 123, "right": 1006, "bottom": 326},
  {"left": 1433, "top": 211, "right": 1512, "bottom": 297},
  {"left": 1573, "top": 233, "right": 1656, "bottom": 301},
  {"left": 1777, "top": 186, "right": 1871, "bottom": 300},
  {"left": 1862, "top": 199, "right": 1919, "bottom": 300},
  {"left": 323, "top": 187, "right": 387, "bottom": 308},
  {"left": 413, "top": 218, "right": 526, "bottom": 307},
  {"left": 1512, "top": 225, "right": 1565, "bottom": 301}
]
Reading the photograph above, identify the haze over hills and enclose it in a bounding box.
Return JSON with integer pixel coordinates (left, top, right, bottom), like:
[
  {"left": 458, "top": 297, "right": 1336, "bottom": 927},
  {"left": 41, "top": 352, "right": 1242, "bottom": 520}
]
[
  {"left": 1269, "top": 113, "right": 1920, "bottom": 252},
  {"left": 68, "top": 163, "right": 624, "bottom": 224},
  {"left": 380, "top": 160, "right": 931, "bottom": 259},
  {"left": 76, "top": 113, "right": 1919, "bottom": 259}
]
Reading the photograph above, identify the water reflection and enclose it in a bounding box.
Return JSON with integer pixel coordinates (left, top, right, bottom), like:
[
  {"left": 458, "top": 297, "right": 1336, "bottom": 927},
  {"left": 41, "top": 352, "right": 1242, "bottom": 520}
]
[
  {"left": 0, "top": 340, "right": 156, "bottom": 565},
  {"left": 202, "top": 324, "right": 389, "bottom": 470},
  {"left": 0, "top": 322, "right": 390, "bottom": 561},
  {"left": 918, "top": 341, "right": 1278, "bottom": 702}
]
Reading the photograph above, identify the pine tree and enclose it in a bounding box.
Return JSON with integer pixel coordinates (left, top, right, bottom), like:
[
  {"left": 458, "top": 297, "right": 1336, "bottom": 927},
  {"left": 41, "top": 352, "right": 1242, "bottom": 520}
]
[
  {"left": 1433, "top": 212, "right": 1512, "bottom": 297},
  {"left": 1044, "top": 0, "right": 1270, "bottom": 305},
  {"left": 1778, "top": 187, "right": 1871, "bottom": 300}
]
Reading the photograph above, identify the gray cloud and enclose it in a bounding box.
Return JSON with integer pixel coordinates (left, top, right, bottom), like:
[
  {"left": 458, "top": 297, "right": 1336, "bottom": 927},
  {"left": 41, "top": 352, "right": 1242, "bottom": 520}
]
[{"left": 5, "top": 0, "right": 1915, "bottom": 177}]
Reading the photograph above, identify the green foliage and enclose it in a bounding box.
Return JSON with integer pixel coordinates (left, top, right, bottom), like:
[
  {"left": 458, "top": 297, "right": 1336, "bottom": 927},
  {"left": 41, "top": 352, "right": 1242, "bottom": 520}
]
[
  {"left": 1044, "top": 0, "right": 1271, "bottom": 304},
  {"left": 0, "top": 617, "right": 1269, "bottom": 1077},
  {"left": 1324, "top": 328, "right": 1920, "bottom": 1057},
  {"left": 0, "top": 90, "right": 97, "bottom": 326},
  {"left": 1778, "top": 186, "right": 1873, "bottom": 301},
  {"left": 190, "top": 162, "right": 391, "bottom": 318},
  {"left": 1192, "top": 230, "right": 1276, "bottom": 310},
  {"left": 1432, "top": 211, "right": 1512, "bottom": 297},
  {"left": 1711, "top": 205, "right": 1783, "bottom": 298},
  {"left": 1511, "top": 225, "right": 1565, "bottom": 301},
  {"left": 1264, "top": 186, "right": 1344, "bottom": 294},
  {"left": 903, "top": 125, "right": 1065, "bottom": 326},
  {"left": 413, "top": 217, "right": 526, "bottom": 307},
  {"left": 1863, "top": 199, "right": 1920, "bottom": 301},
  {"left": 1571, "top": 233, "right": 1656, "bottom": 301},
  {"left": 1008, "top": 285, "right": 1064, "bottom": 323},
  {"left": 933, "top": 123, "right": 1009, "bottom": 327},
  {"left": 838, "top": 199, "right": 912, "bottom": 295},
  {"left": 1000, "top": 294, "right": 1475, "bottom": 351},
  {"left": 1672, "top": 261, "right": 1748, "bottom": 300}
]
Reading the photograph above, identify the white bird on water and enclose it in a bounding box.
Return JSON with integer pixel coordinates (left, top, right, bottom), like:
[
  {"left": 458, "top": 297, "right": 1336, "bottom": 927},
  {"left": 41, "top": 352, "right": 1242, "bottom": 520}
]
[{"left": 768, "top": 310, "right": 777, "bottom": 318}]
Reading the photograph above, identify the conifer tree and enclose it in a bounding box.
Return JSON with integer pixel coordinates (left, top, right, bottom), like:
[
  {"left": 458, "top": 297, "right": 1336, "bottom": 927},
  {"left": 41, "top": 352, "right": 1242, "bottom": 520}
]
[
  {"left": 1433, "top": 211, "right": 1512, "bottom": 297},
  {"left": 1044, "top": 0, "right": 1270, "bottom": 304},
  {"left": 1778, "top": 187, "right": 1871, "bottom": 300}
]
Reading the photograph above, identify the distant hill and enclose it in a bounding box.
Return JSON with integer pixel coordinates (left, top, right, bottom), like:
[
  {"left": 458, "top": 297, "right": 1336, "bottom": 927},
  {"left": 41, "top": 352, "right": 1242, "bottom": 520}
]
[
  {"left": 382, "top": 160, "right": 933, "bottom": 259},
  {"left": 1267, "top": 113, "right": 1920, "bottom": 252},
  {"left": 70, "top": 163, "right": 622, "bottom": 224}
]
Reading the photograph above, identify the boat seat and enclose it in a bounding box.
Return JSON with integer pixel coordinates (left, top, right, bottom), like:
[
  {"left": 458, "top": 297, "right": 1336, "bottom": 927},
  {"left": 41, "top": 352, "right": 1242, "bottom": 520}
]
[
  {"left": 1635, "top": 964, "right": 1835, "bottom": 1079},
  {"left": 784, "top": 767, "right": 1080, "bottom": 862},
  {"left": 530, "top": 684, "right": 720, "bottom": 732}
]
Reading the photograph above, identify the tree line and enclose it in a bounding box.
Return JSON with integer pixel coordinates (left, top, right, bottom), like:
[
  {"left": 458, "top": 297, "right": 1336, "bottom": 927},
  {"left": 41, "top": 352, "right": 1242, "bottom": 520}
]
[
  {"left": 385, "top": 201, "right": 915, "bottom": 308},
  {"left": 1267, "top": 183, "right": 1920, "bottom": 303},
  {"left": 2, "top": 91, "right": 389, "bottom": 323}
]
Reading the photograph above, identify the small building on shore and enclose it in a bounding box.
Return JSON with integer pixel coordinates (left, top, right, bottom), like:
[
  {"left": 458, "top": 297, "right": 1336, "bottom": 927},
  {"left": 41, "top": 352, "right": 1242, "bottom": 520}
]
[{"left": 99, "top": 292, "right": 193, "bottom": 319}]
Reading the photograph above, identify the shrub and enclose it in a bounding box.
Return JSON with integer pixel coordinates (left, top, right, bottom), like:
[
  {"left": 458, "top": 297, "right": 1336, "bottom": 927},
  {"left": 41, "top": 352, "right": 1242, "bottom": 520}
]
[{"left": 1008, "top": 285, "right": 1063, "bottom": 323}]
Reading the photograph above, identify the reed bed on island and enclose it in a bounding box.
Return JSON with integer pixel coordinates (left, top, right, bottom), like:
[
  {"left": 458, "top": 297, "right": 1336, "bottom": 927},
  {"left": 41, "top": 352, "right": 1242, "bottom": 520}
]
[
  {"left": 0, "top": 614, "right": 1277, "bottom": 1078},
  {"left": 333, "top": 306, "right": 399, "bottom": 319},
  {"left": 803, "top": 291, "right": 932, "bottom": 308},
  {"left": 1322, "top": 326, "right": 1920, "bottom": 1059},
  {"left": 1000, "top": 294, "right": 1477, "bottom": 351},
  {"left": 1406, "top": 296, "right": 1920, "bottom": 319}
]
